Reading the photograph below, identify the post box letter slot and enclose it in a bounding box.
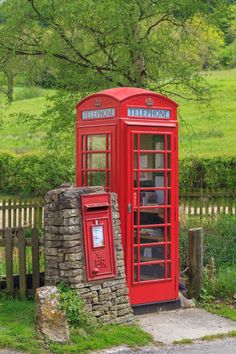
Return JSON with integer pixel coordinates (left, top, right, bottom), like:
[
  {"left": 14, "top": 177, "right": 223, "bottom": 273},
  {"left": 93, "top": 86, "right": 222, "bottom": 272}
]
[{"left": 85, "top": 202, "right": 110, "bottom": 212}]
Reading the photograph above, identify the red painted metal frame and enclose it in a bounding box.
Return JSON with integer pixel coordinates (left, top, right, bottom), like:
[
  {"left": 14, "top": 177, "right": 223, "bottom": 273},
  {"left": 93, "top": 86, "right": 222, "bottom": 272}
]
[{"left": 76, "top": 88, "right": 178, "bottom": 305}]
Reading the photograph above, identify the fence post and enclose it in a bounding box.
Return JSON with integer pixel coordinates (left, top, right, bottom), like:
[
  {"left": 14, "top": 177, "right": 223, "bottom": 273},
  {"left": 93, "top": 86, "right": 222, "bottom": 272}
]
[
  {"left": 18, "top": 228, "right": 26, "bottom": 298},
  {"left": 188, "top": 227, "right": 204, "bottom": 299},
  {"left": 5, "top": 228, "right": 14, "bottom": 296},
  {"left": 32, "top": 228, "right": 40, "bottom": 294}
]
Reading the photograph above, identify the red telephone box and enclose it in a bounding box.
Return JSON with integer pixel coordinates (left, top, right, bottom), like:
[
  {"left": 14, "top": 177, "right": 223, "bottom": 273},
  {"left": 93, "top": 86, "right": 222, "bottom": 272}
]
[{"left": 76, "top": 87, "right": 179, "bottom": 306}]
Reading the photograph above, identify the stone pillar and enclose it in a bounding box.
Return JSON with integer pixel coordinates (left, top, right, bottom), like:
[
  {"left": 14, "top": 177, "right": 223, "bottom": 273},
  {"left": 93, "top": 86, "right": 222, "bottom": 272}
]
[{"left": 44, "top": 185, "right": 133, "bottom": 324}]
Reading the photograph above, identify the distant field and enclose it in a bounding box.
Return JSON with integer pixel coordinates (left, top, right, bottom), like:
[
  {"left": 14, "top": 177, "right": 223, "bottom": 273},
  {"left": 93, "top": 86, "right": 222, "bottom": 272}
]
[
  {"left": 0, "top": 69, "right": 235, "bottom": 158},
  {"left": 178, "top": 68, "right": 236, "bottom": 158}
]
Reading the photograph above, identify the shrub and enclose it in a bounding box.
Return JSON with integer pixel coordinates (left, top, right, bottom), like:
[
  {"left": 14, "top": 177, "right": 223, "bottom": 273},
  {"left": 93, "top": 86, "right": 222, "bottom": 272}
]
[
  {"left": 0, "top": 153, "right": 75, "bottom": 196},
  {"left": 203, "top": 265, "right": 236, "bottom": 300},
  {"left": 179, "top": 215, "right": 236, "bottom": 269},
  {"left": 58, "top": 283, "right": 96, "bottom": 331},
  {"left": 179, "top": 157, "right": 236, "bottom": 189}
]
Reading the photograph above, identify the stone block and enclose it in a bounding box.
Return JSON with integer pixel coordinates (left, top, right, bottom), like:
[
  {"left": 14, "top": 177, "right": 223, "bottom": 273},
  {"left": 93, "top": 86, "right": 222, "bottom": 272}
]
[{"left": 35, "top": 286, "right": 70, "bottom": 342}]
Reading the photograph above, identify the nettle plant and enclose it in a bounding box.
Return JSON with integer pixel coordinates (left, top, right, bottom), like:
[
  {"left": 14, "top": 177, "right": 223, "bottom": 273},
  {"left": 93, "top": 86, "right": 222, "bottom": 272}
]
[{"left": 57, "top": 283, "right": 96, "bottom": 332}]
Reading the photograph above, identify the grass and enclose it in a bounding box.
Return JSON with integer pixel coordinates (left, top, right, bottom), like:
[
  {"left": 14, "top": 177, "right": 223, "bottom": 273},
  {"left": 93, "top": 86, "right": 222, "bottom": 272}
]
[
  {"left": 0, "top": 297, "right": 152, "bottom": 354},
  {"left": 0, "top": 87, "right": 52, "bottom": 155},
  {"left": 201, "top": 331, "right": 236, "bottom": 341},
  {"left": 178, "top": 68, "right": 236, "bottom": 158},
  {"left": 173, "top": 331, "right": 236, "bottom": 345},
  {"left": 0, "top": 68, "right": 236, "bottom": 158},
  {"left": 202, "top": 303, "right": 236, "bottom": 322},
  {"left": 173, "top": 338, "right": 193, "bottom": 344}
]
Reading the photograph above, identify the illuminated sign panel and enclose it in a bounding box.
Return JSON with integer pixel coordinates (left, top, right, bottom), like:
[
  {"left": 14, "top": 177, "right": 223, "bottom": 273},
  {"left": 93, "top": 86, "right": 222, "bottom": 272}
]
[
  {"left": 128, "top": 107, "right": 170, "bottom": 119},
  {"left": 82, "top": 108, "right": 115, "bottom": 119}
]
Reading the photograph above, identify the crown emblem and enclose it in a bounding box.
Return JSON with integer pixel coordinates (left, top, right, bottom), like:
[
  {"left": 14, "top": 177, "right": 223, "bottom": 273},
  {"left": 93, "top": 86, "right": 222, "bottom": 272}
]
[
  {"left": 95, "top": 98, "right": 101, "bottom": 107},
  {"left": 145, "top": 97, "right": 154, "bottom": 106}
]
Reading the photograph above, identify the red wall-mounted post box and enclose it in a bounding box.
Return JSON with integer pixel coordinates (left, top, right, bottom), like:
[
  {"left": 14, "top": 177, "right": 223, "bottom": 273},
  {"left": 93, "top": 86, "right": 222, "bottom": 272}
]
[{"left": 81, "top": 193, "right": 116, "bottom": 281}]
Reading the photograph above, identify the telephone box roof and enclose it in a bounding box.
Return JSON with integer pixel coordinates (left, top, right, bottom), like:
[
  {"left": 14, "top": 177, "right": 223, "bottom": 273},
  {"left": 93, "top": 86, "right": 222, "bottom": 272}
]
[{"left": 76, "top": 87, "right": 178, "bottom": 107}]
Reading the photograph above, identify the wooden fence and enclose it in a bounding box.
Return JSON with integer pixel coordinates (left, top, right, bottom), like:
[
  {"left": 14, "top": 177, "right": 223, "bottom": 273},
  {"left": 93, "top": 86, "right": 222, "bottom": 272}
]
[
  {"left": 0, "top": 228, "right": 44, "bottom": 297},
  {"left": 0, "top": 198, "right": 43, "bottom": 233},
  {"left": 179, "top": 188, "right": 236, "bottom": 216}
]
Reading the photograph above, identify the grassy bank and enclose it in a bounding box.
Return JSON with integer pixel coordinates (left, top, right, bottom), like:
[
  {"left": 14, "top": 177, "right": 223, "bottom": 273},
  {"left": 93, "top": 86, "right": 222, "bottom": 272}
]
[
  {"left": 0, "top": 69, "right": 236, "bottom": 158},
  {"left": 0, "top": 297, "right": 152, "bottom": 353}
]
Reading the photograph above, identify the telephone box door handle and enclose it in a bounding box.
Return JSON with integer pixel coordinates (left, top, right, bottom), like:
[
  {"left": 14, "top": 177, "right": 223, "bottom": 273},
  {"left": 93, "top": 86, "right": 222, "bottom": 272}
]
[{"left": 128, "top": 203, "right": 132, "bottom": 213}]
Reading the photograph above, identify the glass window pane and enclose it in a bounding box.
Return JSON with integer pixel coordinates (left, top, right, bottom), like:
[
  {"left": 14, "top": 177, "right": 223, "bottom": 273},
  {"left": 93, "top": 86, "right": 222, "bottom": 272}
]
[
  {"left": 133, "top": 172, "right": 138, "bottom": 188},
  {"left": 140, "top": 208, "right": 165, "bottom": 225},
  {"left": 154, "top": 135, "right": 164, "bottom": 150},
  {"left": 167, "top": 135, "right": 171, "bottom": 150},
  {"left": 140, "top": 190, "right": 164, "bottom": 206},
  {"left": 134, "top": 153, "right": 138, "bottom": 169},
  {"left": 134, "top": 266, "right": 138, "bottom": 282},
  {"left": 134, "top": 228, "right": 138, "bottom": 244},
  {"left": 167, "top": 153, "right": 171, "bottom": 168},
  {"left": 87, "top": 153, "right": 106, "bottom": 168},
  {"left": 167, "top": 208, "right": 171, "bottom": 223},
  {"left": 140, "top": 263, "right": 165, "bottom": 281},
  {"left": 140, "top": 227, "right": 164, "bottom": 243},
  {"left": 140, "top": 245, "right": 165, "bottom": 262},
  {"left": 82, "top": 135, "right": 86, "bottom": 150},
  {"left": 87, "top": 135, "right": 106, "bottom": 150},
  {"left": 87, "top": 172, "right": 106, "bottom": 186},
  {"left": 134, "top": 247, "right": 138, "bottom": 263},
  {"left": 167, "top": 263, "right": 171, "bottom": 278},
  {"left": 134, "top": 134, "right": 138, "bottom": 150},
  {"left": 107, "top": 134, "right": 111, "bottom": 150},
  {"left": 167, "top": 245, "right": 171, "bottom": 260},
  {"left": 167, "top": 226, "right": 171, "bottom": 241},
  {"left": 167, "top": 172, "right": 171, "bottom": 187},
  {"left": 140, "top": 153, "right": 164, "bottom": 169},
  {"left": 167, "top": 190, "right": 171, "bottom": 205},
  {"left": 140, "top": 134, "right": 164, "bottom": 150},
  {"left": 139, "top": 172, "right": 165, "bottom": 188}
]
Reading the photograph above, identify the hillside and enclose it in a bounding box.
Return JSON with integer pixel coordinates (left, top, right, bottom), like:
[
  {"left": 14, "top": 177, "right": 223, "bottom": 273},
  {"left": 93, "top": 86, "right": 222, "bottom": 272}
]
[{"left": 0, "top": 68, "right": 235, "bottom": 158}]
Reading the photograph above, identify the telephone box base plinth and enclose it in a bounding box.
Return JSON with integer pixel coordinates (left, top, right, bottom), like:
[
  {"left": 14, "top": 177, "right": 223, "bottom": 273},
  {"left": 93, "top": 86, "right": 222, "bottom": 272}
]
[{"left": 133, "top": 299, "right": 181, "bottom": 315}]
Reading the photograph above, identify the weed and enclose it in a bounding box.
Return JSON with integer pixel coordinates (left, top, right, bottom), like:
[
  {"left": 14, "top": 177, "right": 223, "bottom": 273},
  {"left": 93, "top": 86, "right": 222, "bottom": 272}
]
[
  {"left": 57, "top": 283, "right": 96, "bottom": 332},
  {"left": 173, "top": 338, "right": 193, "bottom": 344}
]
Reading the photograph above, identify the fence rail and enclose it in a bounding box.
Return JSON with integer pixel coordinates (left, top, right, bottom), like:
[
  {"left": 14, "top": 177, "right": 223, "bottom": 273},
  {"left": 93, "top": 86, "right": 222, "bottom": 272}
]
[
  {"left": 179, "top": 188, "right": 236, "bottom": 216},
  {"left": 0, "top": 228, "right": 44, "bottom": 297},
  {"left": 0, "top": 198, "right": 43, "bottom": 232}
]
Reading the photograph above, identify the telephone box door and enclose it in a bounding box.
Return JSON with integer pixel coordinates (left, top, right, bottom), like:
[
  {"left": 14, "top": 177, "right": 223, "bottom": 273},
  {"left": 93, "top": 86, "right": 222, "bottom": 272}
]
[{"left": 126, "top": 126, "right": 178, "bottom": 305}]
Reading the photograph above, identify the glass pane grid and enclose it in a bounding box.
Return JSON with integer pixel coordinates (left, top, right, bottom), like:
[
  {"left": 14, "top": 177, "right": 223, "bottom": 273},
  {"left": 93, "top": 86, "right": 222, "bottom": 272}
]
[
  {"left": 132, "top": 132, "right": 172, "bottom": 284},
  {"left": 81, "top": 133, "right": 111, "bottom": 189}
]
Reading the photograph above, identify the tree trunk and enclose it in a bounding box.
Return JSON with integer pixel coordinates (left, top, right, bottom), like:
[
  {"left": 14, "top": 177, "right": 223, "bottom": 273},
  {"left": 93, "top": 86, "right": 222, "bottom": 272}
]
[
  {"left": 5, "top": 71, "right": 14, "bottom": 104},
  {"left": 131, "top": 23, "right": 147, "bottom": 88}
]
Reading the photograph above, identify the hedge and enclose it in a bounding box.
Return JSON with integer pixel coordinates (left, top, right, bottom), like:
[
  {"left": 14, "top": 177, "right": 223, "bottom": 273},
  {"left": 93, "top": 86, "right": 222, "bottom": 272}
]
[
  {"left": 0, "top": 153, "right": 236, "bottom": 196},
  {"left": 0, "top": 153, "right": 75, "bottom": 196}
]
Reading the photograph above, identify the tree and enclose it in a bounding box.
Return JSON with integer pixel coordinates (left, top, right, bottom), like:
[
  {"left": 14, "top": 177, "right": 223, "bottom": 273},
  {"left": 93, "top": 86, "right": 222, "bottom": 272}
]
[{"left": 0, "top": 0, "right": 232, "bottom": 155}]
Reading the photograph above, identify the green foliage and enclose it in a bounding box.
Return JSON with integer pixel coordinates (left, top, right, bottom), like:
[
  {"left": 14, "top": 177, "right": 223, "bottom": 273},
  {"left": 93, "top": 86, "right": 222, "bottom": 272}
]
[
  {"left": 13, "top": 86, "right": 45, "bottom": 101},
  {"left": 0, "top": 298, "right": 43, "bottom": 353},
  {"left": 203, "top": 265, "right": 236, "bottom": 300},
  {"left": 0, "top": 153, "right": 74, "bottom": 196},
  {"left": 1, "top": 152, "right": 236, "bottom": 195},
  {"left": 180, "top": 215, "right": 236, "bottom": 270},
  {"left": 58, "top": 283, "right": 96, "bottom": 331},
  {"left": 202, "top": 303, "right": 236, "bottom": 322},
  {"left": 50, "top": 324, "right": 152, "bottom": 354},
  {"left": 0, "top": 297, "right": 152, "bottom": 353},
  {"left": 179, "top": 157, "right": 236, "bottom": 189}
]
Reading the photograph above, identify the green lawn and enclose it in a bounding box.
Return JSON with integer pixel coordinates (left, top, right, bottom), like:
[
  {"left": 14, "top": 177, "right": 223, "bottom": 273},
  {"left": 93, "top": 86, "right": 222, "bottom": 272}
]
[
  {"left": 0, "top": 68, "right": 235, "bottom": 158},
  {"left": 179, "top": 68, "right": 236, "bottom": 158},
  {"left": 0, "top": 87, "right": 51, "bottom": 155},
  {"left": 0, "top": 297, "right": 152, "bottom": 353}
]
